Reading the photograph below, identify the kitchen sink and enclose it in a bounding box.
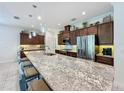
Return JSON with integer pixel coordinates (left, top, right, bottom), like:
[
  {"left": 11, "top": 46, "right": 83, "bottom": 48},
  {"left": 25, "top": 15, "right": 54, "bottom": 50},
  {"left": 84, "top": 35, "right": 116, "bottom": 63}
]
[{"left": 44, "top": 53, "right": 56, "bottom": 56}]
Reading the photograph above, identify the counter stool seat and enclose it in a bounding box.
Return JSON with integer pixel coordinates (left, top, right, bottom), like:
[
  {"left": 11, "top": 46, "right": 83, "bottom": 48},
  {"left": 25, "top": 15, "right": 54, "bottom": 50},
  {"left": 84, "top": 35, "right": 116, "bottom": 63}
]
[
  {"left": 24, "top": 67, "right": 39, "bottom": 79},
  {"left": 28, "top": 80, "right": 50, "bottom": 91},
  {"left": 21, "top": 61, "right": 32, "bottom": 67}
]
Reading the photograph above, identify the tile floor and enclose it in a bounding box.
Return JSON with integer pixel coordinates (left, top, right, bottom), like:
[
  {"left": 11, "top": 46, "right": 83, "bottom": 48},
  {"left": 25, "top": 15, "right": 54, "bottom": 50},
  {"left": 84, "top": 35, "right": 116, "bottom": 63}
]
[{"left": 0, "top": 62, "right": 19, "bottom": 91}]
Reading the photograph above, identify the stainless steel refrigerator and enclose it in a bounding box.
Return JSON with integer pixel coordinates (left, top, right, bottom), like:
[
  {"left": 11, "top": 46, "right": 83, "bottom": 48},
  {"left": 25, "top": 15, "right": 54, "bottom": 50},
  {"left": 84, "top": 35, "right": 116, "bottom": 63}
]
[{"left": 77, "top": 35, "right": 95, "bottom": 60}]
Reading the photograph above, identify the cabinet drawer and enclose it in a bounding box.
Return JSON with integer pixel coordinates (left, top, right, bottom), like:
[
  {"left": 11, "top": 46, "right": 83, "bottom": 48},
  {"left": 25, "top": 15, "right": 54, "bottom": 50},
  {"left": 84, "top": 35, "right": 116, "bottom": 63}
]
[
  {"left": 55, "top": 50, "right": 59, "bottom": 53},
  {"left": 67, "top": 52, "right": 77, "bottom": 57},
  {"left": 97, "top": 56, "right": 113, "bottom": 62},
  {"left": 96, "top": 56, "right": 113, "bottom": 66}
]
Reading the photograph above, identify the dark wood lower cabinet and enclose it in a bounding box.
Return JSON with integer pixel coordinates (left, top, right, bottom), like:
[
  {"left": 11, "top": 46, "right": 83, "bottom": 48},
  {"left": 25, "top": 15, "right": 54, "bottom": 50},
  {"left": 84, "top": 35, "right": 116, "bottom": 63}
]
[
  {"left": 55, "top": 50, "right": 59, "bottom": 53},
  {"left": 55, "top": 50, "right": 114, "bottom": 66},
  {"left": 95, "top": 55, "right": 114, "bottom": 66},
  {"left": 20, "top": 32, "right": 45, "bottom": 45},
  {"left": 67, "top": 51, "right": 77, "bottom": 57},
  {"left": 55, "top": 50, "right": 77, "bottom": 57}
]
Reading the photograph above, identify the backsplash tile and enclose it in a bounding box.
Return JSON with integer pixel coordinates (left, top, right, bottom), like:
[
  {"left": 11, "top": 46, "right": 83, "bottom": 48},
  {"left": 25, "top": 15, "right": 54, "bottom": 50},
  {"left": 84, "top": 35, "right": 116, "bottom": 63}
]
[{"left": 20, "top": 45, "right": 45, "bottom": 50}]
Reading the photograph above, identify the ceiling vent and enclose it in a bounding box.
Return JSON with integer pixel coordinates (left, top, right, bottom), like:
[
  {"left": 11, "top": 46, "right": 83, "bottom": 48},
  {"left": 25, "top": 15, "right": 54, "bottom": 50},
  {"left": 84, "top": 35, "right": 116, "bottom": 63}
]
[
  {"left": 29, "top": 14, "right": 32, "bottom": 17},
  {"left": 13, "top": 16, "right": 20, "bottom": 20},
  {"left": 32, "top": 4, "right": 37, "bottom": 8}
]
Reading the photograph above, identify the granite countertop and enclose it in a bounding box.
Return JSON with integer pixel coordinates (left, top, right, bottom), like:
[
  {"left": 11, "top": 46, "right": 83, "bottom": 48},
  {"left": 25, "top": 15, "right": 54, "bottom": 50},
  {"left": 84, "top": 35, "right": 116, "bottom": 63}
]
[
  {"left": 24, "top": 51, "right": 114, "bottom": 91},
  {"left": 56, "top": 49, "right": 77, "bottom": 53}
]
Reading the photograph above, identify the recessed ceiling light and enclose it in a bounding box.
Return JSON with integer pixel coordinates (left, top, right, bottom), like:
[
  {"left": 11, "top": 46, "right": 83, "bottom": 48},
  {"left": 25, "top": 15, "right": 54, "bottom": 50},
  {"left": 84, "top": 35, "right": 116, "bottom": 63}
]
[
  {"left": 31, "top": 25, "right": 34, "bottom": 28},
  {"left": 82, "top": 11, "right": 86, "bottom": 15},
  {"left": 37, "top": 16, "right": 42, "bottom": 20},
  {"left": 58, "top": 24, "right": 61, "bottom": 26}
]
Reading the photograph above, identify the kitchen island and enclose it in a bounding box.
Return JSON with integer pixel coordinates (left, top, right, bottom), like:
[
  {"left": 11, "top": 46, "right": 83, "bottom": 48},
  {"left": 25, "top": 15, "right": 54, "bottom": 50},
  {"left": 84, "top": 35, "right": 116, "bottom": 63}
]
[{"left": 24, "top": 51, "right": 114, "bottom": 91}]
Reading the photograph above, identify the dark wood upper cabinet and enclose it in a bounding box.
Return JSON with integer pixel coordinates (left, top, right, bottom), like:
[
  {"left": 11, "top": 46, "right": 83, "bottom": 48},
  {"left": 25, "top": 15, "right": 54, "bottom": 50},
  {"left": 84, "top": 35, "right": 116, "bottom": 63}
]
[
  {"left": 98, "top": 22, "right": 113, "bottom": 45},
  {"left": 58, "top": 34, "right": 61, "bottom": 45},
  {"left": 62, "top": 31, "right": 70, "bottom": 38},
  {"left": 58, "top": 33, "right": 63, "bottom": 45},
  {"left": 20, "top": 32, "right": 45, "bottom": 45},
  {"left": 58, "top": 31, "right": 70, "bottom": 45},
  {"left": 58, "top": 21, "right": 113, "bottom": 45},
  {"left": 70, "top": 31, "right": 76, "bottom": 45},
  {"left": 20, "top": 33, "right": 30, "bottom": 44},
  {"left": 37, "top": 35, "right": 45, "bottom": 44},
  {"left": 87, "top": 26, "right": 98, "bottom": 35},
  {"left": 75, "top": 30, "right": 80, "bottom": 36},
  {"left": 31, "top": 36, "right": 38, "bottom": 44},
  {"left": 41, "top": 35, "right": 45, "bottom": 44},
  {"left": 80, "top": 28, "right": 88, "bottom": 36}
]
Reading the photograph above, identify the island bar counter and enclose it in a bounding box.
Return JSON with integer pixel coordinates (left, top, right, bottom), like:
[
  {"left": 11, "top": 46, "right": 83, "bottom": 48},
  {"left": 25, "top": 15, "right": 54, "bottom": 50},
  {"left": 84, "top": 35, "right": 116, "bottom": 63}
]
[{"left": 24, "top": 51, "right": 114, "bottom": 91}]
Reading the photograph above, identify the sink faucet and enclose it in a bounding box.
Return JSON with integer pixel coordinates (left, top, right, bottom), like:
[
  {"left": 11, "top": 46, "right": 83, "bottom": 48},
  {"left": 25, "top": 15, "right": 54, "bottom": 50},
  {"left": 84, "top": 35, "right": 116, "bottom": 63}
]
[{"left": 44, "top": 46, "right": 51, "bottom": 54}]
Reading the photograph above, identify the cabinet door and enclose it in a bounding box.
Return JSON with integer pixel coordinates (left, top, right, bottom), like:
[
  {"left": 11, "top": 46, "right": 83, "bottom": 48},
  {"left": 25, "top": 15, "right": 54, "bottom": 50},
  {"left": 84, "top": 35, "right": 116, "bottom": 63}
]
[
  {"left": 37, "top": 35, "right": 45, "bottom": 44},
  {"left": 58, "top": 34, "right": 62, "bottom": 45},
  {"left": 41, "top": 36, "right": 45, "bottom": 44},
  {"left": 31, "top": 36, "right": 37, "bottom": 45},
  {"left": 20, "top": 33, "right": 24, "bottom": 44},
  {"left": 63, "top": 31, "right": 70, "bottom": 38},
  {"left": 80, "top": 28, "right": 88, "bottom": 36},
  {"left": 37, "top": 35, "right": 41, "bottom": 44},
  {"left": 70, "top": 31, "right": 76, "bottom": 45},
  {"left": 87, "top": 26, "right": 98, "bottom": 35},
  {"left": 98, "top": 22, "right": 113, "bottom": 45},
  {"left": 96, "top": 56, "right": 113, "bottom": 66},
  {"left": 75, "top": 30, "right": 80, "bottom": 36},
  {"left": 20, "top": 33, "right": 31, "bottom": 45},
  {"left": 20, "top": 33, "right": 45, "bottom": 45}
]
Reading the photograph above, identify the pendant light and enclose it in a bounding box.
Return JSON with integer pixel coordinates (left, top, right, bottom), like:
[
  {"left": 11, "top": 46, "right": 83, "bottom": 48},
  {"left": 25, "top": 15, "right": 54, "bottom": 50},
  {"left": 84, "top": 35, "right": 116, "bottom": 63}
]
[
  {"left": 29, "top": 32, "right": 32, "bottom": 39},
  {"left": 40, "top": 24, "right": 46, "bottom": 35},
  {"left": 32, "top": 32, "right": 36, "bottom": 37}
]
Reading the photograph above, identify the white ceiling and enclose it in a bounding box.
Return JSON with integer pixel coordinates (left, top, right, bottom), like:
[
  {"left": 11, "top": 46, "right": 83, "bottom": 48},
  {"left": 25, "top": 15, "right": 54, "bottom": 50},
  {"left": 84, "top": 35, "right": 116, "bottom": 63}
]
[{"left": 0, "top": 2, "right": 113, "bottom": 30}]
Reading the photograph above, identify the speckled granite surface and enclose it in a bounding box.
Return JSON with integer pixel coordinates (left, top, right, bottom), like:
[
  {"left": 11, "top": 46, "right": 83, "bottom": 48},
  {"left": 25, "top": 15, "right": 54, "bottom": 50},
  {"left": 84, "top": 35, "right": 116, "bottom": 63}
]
[{"left": 25, "top": 51, "right": 114, "bottom": 91}]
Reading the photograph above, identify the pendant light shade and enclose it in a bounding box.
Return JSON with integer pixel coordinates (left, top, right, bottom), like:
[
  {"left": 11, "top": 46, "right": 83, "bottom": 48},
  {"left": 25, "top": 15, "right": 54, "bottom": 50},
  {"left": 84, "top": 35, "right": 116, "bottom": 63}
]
[
  {"left": 32, "top": 32, "right": 36, "bottom": 37},
  {"left": 29, "top": 33, "right": 32, "bottom": 39}
]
